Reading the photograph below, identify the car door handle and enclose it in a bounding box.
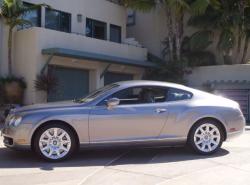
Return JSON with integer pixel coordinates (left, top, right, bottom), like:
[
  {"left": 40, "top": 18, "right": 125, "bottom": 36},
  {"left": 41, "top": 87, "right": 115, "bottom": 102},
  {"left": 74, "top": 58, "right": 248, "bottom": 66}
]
[{"left": 156, "top": 108, "right": 167, "bottom": 114}]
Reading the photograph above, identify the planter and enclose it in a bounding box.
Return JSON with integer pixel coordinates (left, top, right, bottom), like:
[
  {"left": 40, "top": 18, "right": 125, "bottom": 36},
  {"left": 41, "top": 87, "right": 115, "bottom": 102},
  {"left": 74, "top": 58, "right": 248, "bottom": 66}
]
[
  {"left": 4, "top": 81, "right": 25, "bottom": 104},
  {"left": 0, "top": 76, "right": 26, "bottom": 105}
]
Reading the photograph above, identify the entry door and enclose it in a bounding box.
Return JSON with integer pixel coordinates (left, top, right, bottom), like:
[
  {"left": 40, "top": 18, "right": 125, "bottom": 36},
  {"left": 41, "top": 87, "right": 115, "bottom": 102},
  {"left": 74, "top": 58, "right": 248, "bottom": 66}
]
[
  {"left": 48, "top": 66, "right": 89, "bottom": 102},
  {"left": 89, "top": 86, "right": 168, "bottom": 143}
]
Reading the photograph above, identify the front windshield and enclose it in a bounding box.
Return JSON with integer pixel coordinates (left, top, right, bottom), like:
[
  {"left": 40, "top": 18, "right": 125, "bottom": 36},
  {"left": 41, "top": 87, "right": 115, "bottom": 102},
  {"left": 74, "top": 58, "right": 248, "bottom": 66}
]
[{"left": 74, "top": 84, "right": 119, "bottom": 103}]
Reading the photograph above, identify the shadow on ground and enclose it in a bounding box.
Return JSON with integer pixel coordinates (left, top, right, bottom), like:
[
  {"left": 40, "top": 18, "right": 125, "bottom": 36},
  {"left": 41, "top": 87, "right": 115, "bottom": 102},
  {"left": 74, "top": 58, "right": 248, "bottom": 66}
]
[{"left": 0, "top": 146, "right": 229, "bottom": 171}]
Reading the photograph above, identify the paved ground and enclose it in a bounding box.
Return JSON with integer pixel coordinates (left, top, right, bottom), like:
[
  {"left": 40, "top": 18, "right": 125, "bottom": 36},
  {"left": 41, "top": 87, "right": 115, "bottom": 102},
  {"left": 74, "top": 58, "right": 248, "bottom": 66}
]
[{"left": 0, "top": 127, "right": 250, "bottom": 185}]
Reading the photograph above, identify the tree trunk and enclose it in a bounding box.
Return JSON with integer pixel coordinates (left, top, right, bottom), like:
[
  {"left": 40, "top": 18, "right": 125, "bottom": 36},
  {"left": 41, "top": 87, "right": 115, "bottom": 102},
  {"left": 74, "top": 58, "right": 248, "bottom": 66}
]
[
  {"left": 165, "top": 7, "right": 174, "bottom": 62},
  {"left": 8, "top": 28, "right": 13, "bottom": 76},
  {"left": 235, "top": 30, "right": 242, "bottom": 63},
  {"left": 241, "top": 36, "right": 249, "bottom": 64},
  {"left": 175, "top": 11, "right": 184, "bottom": 61}
]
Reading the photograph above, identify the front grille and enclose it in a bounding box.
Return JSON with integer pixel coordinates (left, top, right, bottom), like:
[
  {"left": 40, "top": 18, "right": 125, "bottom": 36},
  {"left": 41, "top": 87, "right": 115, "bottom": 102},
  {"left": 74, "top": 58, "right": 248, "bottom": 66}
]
[{"left": 3, "top": 137, "right": 13, "bottom": 146}]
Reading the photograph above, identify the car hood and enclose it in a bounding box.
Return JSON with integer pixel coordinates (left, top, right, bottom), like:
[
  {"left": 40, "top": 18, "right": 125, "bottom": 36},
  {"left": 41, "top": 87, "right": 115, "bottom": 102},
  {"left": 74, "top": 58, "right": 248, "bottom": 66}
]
[{"left": 12, "top": 101, "right": 85, "bottom": 114}]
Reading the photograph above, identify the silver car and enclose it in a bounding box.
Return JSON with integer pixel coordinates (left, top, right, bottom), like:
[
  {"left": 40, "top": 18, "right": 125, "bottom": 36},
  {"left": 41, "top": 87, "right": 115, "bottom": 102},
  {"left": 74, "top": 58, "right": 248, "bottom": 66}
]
[{"left": 1, "top": 81, "right": 245, "bottom": 161}]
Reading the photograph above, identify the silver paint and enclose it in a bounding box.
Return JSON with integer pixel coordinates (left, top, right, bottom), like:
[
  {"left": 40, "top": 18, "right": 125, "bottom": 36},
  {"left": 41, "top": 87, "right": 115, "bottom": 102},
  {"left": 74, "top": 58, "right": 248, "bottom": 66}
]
[{"left": 1, "top": 80, "right": 246, "bottom": 150}]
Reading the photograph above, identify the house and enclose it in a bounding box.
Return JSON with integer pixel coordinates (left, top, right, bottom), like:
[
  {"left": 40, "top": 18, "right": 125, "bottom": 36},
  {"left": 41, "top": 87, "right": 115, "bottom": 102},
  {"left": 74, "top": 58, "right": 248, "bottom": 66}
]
[{"left": 0, "top": 0, "right": 155, "bottom": 104}]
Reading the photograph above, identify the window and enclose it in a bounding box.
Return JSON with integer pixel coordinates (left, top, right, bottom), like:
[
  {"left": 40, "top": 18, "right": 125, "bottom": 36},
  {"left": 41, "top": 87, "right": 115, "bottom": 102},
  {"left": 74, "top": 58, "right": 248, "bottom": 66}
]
[
  {"left": 18, "top": 2, "right": 41, "bottom": 30},
  {"left": 167, "top": 88, "right": 193, "bottom": 102},
  {"left": 86, "top": 18, "right": 107, "bottom": 40},
  {"left": 110, "top": 24, "right": 121, "bottom": 43},
  {"left": 45, "top": 8, "right": 71, "bottom": 33},
  {"left": 127, "top": 9, "right": 136, "bottom": 26},
  {"left": 100, "top": 86, "right": 167, "bottom": 106}
]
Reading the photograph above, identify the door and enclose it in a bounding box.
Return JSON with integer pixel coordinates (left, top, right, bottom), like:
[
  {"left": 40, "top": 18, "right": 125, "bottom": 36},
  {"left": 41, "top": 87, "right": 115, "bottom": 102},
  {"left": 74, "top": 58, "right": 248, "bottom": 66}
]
[
  {"left": 48, "top": 66, "right": 89, "bottom": 102},
  {"left": 104, "top": 72, "right": 133, "bottom": 85},
  {"left": 89, "top": 86, "right": 168, "bottom": 143}
]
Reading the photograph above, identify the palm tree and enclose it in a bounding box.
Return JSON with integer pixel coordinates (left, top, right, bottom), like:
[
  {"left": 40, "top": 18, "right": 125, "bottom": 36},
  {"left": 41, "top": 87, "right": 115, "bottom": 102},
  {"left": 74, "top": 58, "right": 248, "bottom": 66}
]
[
  {"left": 122, "top": 0, "right": 215, "bottom": 62},
  {"left": 188, "top": 0, "right": 250, "bottom": 64},
  {"left": 0, "top": 0, "right": 49, "bottom": 75}
]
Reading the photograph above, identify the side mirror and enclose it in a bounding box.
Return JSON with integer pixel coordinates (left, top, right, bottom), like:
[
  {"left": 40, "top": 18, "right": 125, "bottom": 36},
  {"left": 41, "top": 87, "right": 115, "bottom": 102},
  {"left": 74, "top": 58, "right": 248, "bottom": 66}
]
[{"left": 106, "top": 98, "right": 120, "bottom": 109}]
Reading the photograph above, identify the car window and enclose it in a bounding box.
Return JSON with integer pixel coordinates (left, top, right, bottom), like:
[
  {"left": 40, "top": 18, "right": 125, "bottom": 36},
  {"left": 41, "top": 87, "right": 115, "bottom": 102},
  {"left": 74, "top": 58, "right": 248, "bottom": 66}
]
[
  {"left": 74, "top": 84, "right": 119, "bottom": 103},
  {"left": 99, "top": 86, "right": 167, "bottom": 106},
  {"left": 167, "top": 88, "right": 193, "bottom": 102}
]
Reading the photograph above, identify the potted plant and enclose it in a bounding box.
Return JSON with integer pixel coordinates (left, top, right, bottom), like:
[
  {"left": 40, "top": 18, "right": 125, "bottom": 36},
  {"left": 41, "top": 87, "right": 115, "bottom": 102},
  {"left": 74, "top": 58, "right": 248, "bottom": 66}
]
[{"left": 0, "top": 76, "right": 27, "bottom": 105}]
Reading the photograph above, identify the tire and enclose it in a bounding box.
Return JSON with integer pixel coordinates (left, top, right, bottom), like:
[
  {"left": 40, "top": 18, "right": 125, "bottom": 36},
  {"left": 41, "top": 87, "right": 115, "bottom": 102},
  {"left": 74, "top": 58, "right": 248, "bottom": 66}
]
[
  {"left": 33, "top": 123, "right": 77, "bottom": 161},
  {"left": 188, "top": 119, "right": 224, "bottom": 155}
]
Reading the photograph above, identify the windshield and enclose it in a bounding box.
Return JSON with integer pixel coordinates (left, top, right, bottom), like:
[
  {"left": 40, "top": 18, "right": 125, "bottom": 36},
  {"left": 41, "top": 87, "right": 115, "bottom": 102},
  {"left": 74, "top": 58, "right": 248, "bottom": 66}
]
[{"left": 74, "top": 84, "right": 119, "bottom": 103}]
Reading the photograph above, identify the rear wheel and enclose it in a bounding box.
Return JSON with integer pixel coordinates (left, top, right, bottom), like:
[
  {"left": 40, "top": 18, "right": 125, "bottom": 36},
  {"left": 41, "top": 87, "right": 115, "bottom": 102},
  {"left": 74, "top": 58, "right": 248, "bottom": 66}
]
[
  {"left": 188, "top": 120, "right": 224, "bottom": 155},
  {"left": 33, "top": 124, "right": 77, "bottom": 161}
]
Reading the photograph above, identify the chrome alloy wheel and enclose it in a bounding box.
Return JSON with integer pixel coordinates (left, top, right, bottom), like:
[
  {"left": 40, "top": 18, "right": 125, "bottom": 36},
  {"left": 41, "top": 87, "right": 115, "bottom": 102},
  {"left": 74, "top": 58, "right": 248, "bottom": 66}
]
[
  {"left": 39, "top": 128, "right": 72, "bottom": 160},
  {"left": 194, "top": 123, "right": 221, "bottom": 153}
]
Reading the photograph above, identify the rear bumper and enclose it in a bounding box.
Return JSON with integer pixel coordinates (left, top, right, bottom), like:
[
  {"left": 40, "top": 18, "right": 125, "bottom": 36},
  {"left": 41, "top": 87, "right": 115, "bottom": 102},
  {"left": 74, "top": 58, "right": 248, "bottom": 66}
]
[{"left": 227, "top": 129, "right": 245, "bottom": 140}]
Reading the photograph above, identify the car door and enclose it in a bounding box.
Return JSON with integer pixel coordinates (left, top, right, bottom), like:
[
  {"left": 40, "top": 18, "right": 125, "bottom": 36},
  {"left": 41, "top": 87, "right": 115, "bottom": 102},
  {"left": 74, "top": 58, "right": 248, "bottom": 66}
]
[{"left": 88, "top": 86, "right": 169, "bottom": 143}]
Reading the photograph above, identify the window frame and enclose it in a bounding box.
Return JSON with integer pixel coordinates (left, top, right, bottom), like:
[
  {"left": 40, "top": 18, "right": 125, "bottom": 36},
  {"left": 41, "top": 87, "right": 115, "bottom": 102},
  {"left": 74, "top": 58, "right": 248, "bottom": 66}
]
[
  {"left": 18, "top": 2, "right": 41, "bottom": 30},
  {"left": 86, "top": 18, "right": 107, "bottom": 40},
  {"left": 166, "top": 87, "right": 193, "bottom": 102},
  {"left": 127, "top": 10, "right": 136, "bottom": 26},
  {"left": 110, "top": 24, "right": 122, "bottom": 43},
  {"left": 97, "top": 85, "right": 169, "bottom": 107},
  {"left": 45, "top": 8, "right": 72, "bottom": 33}
]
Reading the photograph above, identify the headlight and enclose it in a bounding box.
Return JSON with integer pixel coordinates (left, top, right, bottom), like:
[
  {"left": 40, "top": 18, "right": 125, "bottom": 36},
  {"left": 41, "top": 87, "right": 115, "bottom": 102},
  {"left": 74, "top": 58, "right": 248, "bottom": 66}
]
[{"left": 9, "top": 116, "right": 22, "bottom": 127}]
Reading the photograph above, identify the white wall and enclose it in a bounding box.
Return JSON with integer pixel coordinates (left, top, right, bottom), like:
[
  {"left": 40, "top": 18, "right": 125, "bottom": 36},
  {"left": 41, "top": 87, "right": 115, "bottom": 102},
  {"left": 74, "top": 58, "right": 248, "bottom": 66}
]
[
  {"left": 127, "top": 8, "right": 167, "bottom": 58},
  {"left": 13, "top": 27, "right": 145, "bottom": 104},
  {"left": 185, "top": 64, "right": 250, "bottom": 87},
  {"left": 1, "top": 0, "right": 130, "bottom": 76},
  {"left": 24, "top": 0, "right": 127, "bottom": 41}
]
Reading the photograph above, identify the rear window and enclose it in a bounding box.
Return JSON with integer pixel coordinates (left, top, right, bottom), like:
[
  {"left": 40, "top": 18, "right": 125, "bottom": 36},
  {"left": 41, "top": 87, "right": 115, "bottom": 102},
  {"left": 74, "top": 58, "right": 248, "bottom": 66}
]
[{"left": 167, "top": 88, "right": 193, "bottom": 102}]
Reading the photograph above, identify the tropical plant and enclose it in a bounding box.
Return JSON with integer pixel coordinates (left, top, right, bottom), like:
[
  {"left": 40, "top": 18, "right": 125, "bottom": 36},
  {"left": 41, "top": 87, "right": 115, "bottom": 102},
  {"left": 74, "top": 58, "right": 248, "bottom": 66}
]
[
  {"left": 0, "top": 0, "right": 49, "bottom": 75},
  {"left": 122, "top": 0, "right": 185, "bottom": 62},
  {"left": 34, "top": 72, "right": 58, "bottom": 94},
  {"left": 188, "top": 0, "right": 250, "bottom": 64},
  {"left": 122, "top": 0, "right": 217, "bottom": 63},
  {"left": 181, "top": 30, "right": 216, "bottom": 67}
]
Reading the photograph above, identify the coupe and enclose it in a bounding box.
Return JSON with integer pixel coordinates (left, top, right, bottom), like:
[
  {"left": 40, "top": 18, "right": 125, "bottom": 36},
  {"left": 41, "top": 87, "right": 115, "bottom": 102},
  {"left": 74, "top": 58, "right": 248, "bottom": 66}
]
[{"left": 1, "top": 81, "right": 245, "bottom": 161}]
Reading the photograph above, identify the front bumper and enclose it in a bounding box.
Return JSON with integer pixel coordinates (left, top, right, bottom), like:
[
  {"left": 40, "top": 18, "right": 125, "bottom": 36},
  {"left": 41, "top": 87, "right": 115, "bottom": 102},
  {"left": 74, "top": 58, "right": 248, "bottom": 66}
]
[{"left": 1, "top": 124, "right": 32, "bottom": 150}]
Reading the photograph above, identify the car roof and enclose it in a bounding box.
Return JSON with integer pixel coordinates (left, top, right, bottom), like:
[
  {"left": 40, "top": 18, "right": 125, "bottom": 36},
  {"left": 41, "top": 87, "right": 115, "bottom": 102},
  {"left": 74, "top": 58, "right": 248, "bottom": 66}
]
[
  {"left": 114, "top": 80, "right": 215, "bottom": 99},
  {"left": 115, "top": 80, "right": 190, "bottom": 90}
]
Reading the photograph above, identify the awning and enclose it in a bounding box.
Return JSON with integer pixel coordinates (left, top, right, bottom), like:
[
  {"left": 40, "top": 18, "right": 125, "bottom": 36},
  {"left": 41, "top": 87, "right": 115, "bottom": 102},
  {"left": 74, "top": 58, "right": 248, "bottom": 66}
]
[{"left": 42, "top": 48, "right": 157, "bottom": 68}]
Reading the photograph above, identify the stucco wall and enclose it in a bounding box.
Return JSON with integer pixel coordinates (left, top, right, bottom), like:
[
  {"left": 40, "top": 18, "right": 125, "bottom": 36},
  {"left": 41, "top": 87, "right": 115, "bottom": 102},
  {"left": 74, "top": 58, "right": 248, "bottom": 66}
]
[
  {"left": 13, "top": 28, "right": 145, "bottom": 104},
  {"left": 185, "top": 64, "right": 250, "bottom": 88},
  {"left": 0, "top": 0, "right": 129, "bottom": 76},
  {"left": 25, "top": 0, "right": 127, "bottom": 40}
]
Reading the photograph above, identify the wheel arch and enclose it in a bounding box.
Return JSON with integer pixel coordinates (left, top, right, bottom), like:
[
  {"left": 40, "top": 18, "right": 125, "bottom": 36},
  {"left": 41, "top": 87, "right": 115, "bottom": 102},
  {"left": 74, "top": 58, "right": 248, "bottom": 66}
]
[
  {"left": 188, "top": 117, "right": 227, "bottom": 141},
  {"left": 31, "top": 120, "right": 80, "bottom": 150}
]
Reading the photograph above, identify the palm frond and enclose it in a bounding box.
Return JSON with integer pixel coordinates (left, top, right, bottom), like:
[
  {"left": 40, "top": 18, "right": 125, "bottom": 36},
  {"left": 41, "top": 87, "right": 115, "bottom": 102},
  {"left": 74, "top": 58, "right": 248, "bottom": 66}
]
[
  {"left": 189, "top": 30, "right": 213, "bottom": 51},
  {"left": 10, "top": 18, "right": 32, "bottom": 29},
  {"left": 121, "top": 0, "right": 157, "bottom": 11},
  {"left": 217, "top": 29, "right": 235, "bottom": 53}
]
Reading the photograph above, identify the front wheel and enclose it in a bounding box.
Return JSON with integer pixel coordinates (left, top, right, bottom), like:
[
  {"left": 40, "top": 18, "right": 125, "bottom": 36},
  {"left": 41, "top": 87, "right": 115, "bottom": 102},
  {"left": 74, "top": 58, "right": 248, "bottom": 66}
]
[
  {"left": 188, "top": 120, "right": 224, "bottom": 155},
  {"left": 33, "top": 124, "right": 77, "bottom": 161}
]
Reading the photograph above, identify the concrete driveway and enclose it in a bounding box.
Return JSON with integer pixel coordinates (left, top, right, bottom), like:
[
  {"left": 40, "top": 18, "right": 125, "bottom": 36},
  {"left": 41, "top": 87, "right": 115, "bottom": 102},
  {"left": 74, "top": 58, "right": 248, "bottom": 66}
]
[{"left": 0, "top": 128, "right": 250, "bottom": 185}]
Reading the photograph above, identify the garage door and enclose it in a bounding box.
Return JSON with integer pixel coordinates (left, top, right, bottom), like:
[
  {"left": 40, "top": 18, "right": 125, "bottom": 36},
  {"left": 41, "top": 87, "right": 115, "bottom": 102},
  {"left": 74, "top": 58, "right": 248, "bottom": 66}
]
[
  {"left": 48, "top": 66, "right": 89, "bottom": 102},
  {"left": 104, "top": 72, "right": 133, "bottom": 86},
  {"left": 217, "top": 89, "right": 250, "bottom": 121}
]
